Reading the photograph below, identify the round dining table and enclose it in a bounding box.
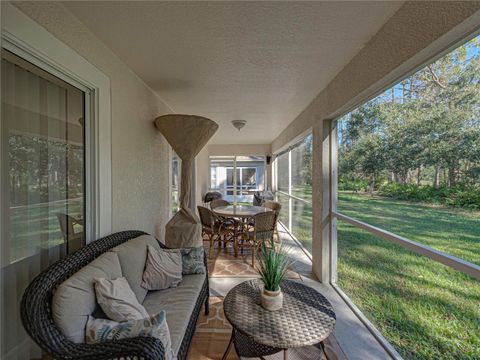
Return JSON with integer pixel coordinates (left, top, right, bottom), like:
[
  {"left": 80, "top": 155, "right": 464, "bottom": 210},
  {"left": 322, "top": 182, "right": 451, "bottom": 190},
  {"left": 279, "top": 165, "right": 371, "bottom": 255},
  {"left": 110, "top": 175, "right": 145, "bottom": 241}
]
[
  {"left": 212, "top": 205, "right": 273, "bottom": 258},
  {"left": 213, "top": 204, "right": 272, "bottom": 218}
]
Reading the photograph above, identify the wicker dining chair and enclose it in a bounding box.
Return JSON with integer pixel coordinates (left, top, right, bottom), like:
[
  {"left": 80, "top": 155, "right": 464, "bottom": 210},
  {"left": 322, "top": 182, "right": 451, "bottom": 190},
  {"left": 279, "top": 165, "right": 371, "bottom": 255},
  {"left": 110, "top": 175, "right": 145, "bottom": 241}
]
[
  {"left": 210, "top": 199, "right": 231, "bottom": 209},
  {"left": 56, "top": 213, "right": 83, "bottom": 243},
  {"left": 203, "top": 191, "right": 223, "bottom": 207},
  {"left": 262, "top": 201, "right": 282, "bottom": 241},
  {"left": 56, "top": 213, "right": 84, "bottom": 254},
  {"left": 245, "top": 211, "right": 276, "bottom": 267},
  {"left": 197, "top": 206, "right": 236, "bottom": 256},
  {"left": 209, "top": 199, "right": 241, "bottom": 247}
]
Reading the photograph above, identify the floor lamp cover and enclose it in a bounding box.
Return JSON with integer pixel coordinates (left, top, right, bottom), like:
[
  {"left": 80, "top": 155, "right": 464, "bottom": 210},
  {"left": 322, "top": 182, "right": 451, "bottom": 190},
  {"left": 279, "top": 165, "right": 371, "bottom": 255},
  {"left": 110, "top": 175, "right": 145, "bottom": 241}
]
[{"left": 154, "top": 114, "right": 219, "bottom": 248}]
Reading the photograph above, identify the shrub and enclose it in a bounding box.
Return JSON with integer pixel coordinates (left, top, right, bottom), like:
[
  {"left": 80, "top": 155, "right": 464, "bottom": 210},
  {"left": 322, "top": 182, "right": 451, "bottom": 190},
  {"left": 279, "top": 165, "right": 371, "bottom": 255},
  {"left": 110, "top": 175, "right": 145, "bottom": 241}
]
[
  {"left": 339, "top": 178, "right": 370, "bottom": 192},
  {"left": 378, "top": 183, "right": 480, "bottom": 209}
]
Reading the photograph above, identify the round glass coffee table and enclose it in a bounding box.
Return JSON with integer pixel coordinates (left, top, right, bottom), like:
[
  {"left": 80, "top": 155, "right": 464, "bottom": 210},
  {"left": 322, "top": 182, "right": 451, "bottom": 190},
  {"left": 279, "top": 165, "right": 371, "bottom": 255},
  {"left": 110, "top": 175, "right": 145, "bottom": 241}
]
[{"left": 221, "top": 279, "right": 336, "bottom": 359}]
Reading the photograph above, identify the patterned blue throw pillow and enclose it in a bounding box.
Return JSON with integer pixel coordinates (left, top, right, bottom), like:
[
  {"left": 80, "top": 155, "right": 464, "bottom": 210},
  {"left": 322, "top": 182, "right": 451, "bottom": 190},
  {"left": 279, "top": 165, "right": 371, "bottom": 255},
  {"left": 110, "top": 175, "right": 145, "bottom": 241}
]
[
  {"left": 154, "top": 246, "right": 206, "bottom": 275},
  {"left": 86, "top": 311, "right": 174, "bottom": 360},
  {"left": 180, "top": 247, "right": 206, "bottom": 275}
]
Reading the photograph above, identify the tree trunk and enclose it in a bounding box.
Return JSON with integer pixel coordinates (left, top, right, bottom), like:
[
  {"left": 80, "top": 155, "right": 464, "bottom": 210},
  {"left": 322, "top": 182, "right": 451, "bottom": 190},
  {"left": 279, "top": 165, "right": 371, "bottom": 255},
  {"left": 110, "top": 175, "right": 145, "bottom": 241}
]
[
  {"left": 448, "top": 168, "right": 456, "bottom": 187},
  {"left": 417, "top": 167, "right": 421, "bottom": 186},
  {"left": 433, "top": 166, "right": 439, "bottom": 188}
]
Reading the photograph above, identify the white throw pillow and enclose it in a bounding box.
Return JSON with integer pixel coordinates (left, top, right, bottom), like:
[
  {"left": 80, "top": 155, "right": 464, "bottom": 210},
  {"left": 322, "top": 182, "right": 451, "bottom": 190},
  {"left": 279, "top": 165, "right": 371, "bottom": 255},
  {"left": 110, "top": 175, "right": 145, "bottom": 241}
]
[
  {"left": 141, "top": 245, "right": 182, "bottom": 290},
  {"left": 86, "top": 311, "right": 174, "bottom": 360},
  {"left": 94, "top": 277, "right": 149, "bottom": 322}
]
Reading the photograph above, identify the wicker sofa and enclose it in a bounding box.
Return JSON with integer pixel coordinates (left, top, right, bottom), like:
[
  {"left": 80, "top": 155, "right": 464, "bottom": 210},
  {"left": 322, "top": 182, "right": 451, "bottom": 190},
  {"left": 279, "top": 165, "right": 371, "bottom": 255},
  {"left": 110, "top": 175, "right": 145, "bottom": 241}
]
[{"left": 21, "top": 230, "right": 209, "bottom": 360}]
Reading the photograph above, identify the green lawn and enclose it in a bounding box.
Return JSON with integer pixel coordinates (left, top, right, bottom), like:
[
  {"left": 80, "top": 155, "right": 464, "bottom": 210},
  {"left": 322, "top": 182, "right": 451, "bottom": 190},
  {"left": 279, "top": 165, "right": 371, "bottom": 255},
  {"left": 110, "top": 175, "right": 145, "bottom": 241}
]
[
  {"left": 9, "top": 199, "right": 83, "bottom": 262},
  {"left": 277, "top": 189, "right": 480, "bottom": 359},
  {"left": 337, "top": 192, "right": 480, "bottom": 359},
  {"left": 276, "top": 191, "right": 312, "bottom": 252}
]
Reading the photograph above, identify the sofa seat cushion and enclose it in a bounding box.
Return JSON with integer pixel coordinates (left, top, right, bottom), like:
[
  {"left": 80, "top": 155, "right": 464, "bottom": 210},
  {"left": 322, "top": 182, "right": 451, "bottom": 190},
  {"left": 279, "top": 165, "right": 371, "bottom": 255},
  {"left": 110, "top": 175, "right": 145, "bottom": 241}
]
[
  {"left": 142, "top": 274, "right": 205, "bottom": 356},
  {"left": 110, "top": 234, "right": 161, "bottom": 303},
  {"left": 52, "top": 252, "right": 122, "bottom": 343}
]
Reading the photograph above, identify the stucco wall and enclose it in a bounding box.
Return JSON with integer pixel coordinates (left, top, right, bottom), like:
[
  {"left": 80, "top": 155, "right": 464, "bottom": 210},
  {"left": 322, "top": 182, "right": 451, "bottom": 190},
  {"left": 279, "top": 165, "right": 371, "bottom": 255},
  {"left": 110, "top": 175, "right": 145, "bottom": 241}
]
[
  {"left": 272, "top": 1, "right": 480, "bottom": 153},
  {"left": 12, "top": 1, "right": 173, "bottom": 240}
]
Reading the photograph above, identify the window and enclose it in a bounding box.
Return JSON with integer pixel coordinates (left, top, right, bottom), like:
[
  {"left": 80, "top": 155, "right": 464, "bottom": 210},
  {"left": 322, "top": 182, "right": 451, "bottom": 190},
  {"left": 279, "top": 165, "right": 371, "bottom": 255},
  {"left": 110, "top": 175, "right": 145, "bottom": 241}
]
[
  {"left": 171, "top": 151, "right": 181, "bottom": 215},
  {"left": 210, "top": 155, "right": 265, "bottom": 204},
  {"left": 335, "top": 35, "right": 480, "bottom": 358},
  {"left": 225, "top": 167, "right": 257, "bottom": 195},
  {"left": 274, "top": 134, "right": 313, "bottom": 253}
]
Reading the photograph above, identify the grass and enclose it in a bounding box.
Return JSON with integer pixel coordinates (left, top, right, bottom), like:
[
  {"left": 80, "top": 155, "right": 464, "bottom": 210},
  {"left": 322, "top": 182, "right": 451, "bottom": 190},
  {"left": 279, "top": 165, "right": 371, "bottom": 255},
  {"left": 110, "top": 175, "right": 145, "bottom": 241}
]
[
  {"left": 8, "top": 199, "right": 83, "bottom": 263},
  {"left": 338, "top": 192, "right": 480, "bottom": 265},
  {"left": 276, "top": 191, "right": 312, "bottom": 253},
  {"left": 279, "top": 188, "right": 480, "bottom": 359},
  {"left": 338, "top": 192, "right": 480, "bottom": 359}
]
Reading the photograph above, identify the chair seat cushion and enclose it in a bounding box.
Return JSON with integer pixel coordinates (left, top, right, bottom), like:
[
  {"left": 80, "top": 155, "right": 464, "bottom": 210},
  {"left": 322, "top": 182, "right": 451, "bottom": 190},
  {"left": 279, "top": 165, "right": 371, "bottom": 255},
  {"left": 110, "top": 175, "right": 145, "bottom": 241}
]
[{"left": 142, "top": 274, "right": 205, "bottom": 356}]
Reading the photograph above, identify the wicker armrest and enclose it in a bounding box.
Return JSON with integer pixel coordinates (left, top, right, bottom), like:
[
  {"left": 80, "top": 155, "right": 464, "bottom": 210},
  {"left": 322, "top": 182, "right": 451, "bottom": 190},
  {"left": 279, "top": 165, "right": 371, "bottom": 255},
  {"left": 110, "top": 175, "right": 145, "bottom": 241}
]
[
  {"left": 158, "top": 241, "right": 170, "bottom": 249},
  {"left": 68, "top": 336, "right": 165, "bottom": 360}
]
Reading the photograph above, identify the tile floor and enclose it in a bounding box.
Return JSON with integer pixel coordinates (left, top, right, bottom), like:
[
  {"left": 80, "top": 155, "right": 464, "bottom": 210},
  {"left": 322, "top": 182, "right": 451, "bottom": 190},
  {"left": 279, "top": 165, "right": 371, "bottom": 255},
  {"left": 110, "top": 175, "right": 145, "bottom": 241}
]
[{"left": 188, "top": 227, "right": 345, "bottom": 360}]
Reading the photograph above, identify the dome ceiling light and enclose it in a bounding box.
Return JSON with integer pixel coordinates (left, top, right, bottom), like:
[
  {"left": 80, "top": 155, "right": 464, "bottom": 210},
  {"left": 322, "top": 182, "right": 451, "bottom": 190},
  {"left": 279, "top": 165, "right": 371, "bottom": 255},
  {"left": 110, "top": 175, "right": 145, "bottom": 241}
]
[{"left": 231, "top": 119, "right": 247, "bottom": 131}]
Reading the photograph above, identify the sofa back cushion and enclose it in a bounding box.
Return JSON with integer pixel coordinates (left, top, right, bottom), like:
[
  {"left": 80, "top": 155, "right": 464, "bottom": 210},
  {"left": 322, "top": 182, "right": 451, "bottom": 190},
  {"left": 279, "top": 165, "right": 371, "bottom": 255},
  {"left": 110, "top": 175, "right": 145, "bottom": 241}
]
[
  {"left": 52, "top": 252, "right": 122, "bottom": 343},
  {"left": 110, "top": 234, "right": 161, "bottom": 303}
]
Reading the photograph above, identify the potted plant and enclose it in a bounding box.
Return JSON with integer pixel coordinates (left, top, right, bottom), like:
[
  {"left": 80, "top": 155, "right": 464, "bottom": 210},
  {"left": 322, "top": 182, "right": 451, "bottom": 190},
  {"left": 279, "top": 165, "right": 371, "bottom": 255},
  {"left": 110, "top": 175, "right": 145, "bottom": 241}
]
[{"left": 257, "top": 241, "right": 292, "bottom": 311}]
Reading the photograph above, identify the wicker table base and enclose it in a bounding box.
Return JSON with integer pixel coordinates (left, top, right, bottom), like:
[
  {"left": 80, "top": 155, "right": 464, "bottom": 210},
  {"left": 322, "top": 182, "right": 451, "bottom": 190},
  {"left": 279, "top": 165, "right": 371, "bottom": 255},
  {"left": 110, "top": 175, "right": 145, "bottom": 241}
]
[{"left": 222, "top": 279, "right": 336, "bottom": 359}]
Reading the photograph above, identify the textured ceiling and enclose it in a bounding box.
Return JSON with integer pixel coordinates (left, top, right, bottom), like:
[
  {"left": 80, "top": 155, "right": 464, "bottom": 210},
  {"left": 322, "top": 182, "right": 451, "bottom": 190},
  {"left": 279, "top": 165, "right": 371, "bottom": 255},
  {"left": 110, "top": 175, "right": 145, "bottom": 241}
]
[{"left": 63, "top": 1, "right": 402, "bottom": 145}]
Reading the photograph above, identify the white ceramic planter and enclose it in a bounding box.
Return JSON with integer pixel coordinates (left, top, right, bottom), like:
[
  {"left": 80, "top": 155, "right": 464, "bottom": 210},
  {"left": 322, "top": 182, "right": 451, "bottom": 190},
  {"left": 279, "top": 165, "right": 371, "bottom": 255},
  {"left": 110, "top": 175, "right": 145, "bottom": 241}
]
[{"left": 261, "top": 288, "right": 283, "bottom": 311}]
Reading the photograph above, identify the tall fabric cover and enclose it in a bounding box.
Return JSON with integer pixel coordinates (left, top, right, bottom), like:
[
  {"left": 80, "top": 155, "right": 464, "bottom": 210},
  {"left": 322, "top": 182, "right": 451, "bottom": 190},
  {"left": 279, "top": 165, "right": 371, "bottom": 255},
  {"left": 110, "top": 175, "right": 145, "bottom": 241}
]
[{"left": 154, "top": 115, "right": 218, "bottom": 247}]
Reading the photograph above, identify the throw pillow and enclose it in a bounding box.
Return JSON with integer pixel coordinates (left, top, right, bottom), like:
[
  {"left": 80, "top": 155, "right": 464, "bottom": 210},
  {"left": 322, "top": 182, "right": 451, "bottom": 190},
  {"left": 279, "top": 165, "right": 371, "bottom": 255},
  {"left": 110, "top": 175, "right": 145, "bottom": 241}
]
[
  {"left": 179, "top": 247, "right": 206, "bottom": 275},
  {"left": 86, "top": 311, "right": 174, "bottom": 360},
  {"left": 94, "top": 277, "right": 149, "bottom": 322},
  {"left": 141, "top": 245, "right": 182, "bottom": 290}
]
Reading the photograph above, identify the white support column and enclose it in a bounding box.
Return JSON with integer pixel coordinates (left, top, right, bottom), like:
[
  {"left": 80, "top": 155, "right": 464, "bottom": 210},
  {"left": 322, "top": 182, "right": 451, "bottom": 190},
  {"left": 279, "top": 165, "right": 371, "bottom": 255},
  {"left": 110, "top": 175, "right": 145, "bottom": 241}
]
[
  {"left": 330, "top": 120, "right": 338, "bottom": 283},
  {"left": 233, "top": 156, "right": 237, "bottom": 205},
  {"left": 312, "top": 118, "right": 337, "bottom": 283},
  {"left": 288, "top": 150, "right": 292, "bottom": 231}
]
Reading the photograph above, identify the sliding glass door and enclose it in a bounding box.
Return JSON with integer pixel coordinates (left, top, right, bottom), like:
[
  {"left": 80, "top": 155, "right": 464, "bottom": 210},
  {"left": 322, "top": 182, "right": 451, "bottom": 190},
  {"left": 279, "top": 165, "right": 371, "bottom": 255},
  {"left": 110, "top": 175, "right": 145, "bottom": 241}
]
[
  {"left": 1, "top": 49, "right": 89, "bottom": 359},
  {"left": 210, "top": 155, "right": 266, "bottom": 204}
]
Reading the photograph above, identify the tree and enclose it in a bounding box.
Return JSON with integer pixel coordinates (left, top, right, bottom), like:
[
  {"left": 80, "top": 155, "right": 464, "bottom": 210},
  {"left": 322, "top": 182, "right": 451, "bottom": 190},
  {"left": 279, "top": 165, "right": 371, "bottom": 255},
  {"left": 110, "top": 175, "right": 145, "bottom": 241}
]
[{"left": 338, "top": 35, "right": 480, "bottom": 191}]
